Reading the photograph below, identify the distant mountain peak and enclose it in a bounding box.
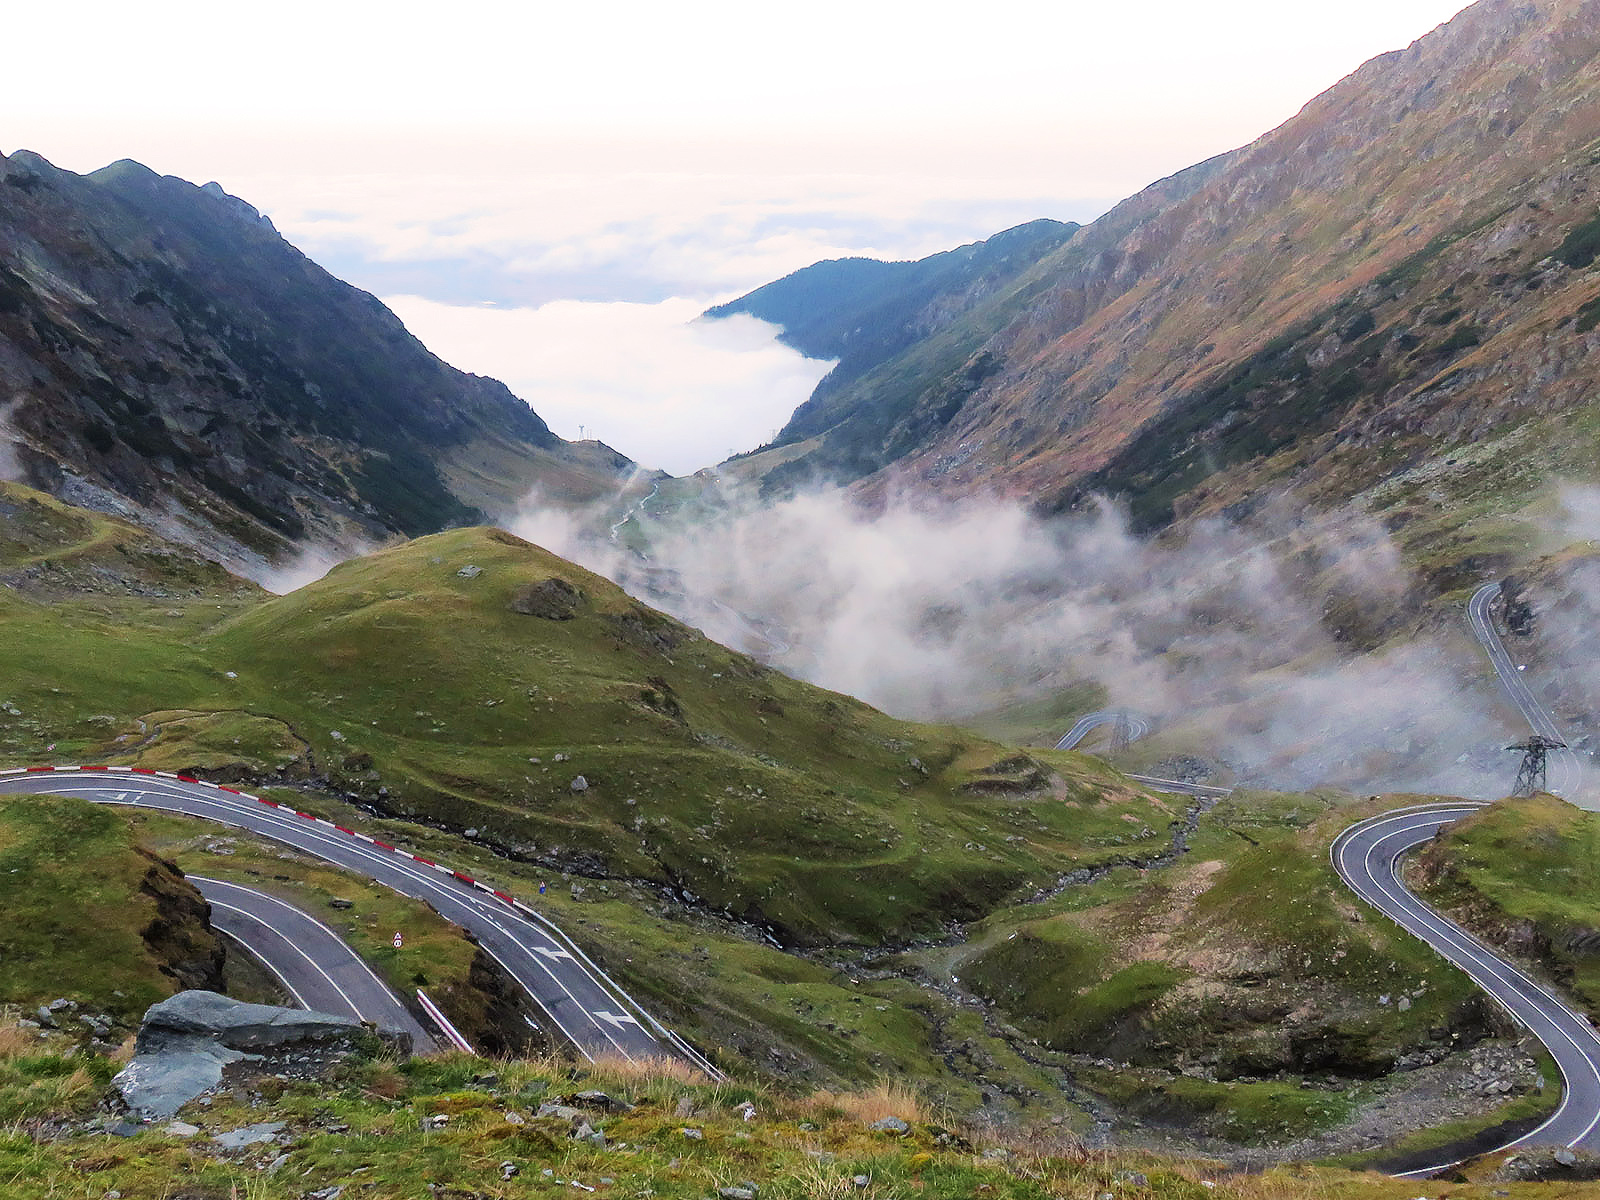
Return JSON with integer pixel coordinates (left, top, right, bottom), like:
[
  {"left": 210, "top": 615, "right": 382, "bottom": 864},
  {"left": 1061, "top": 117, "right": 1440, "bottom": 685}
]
[{"left": 0, "top": 150, "right": 630, "bottom": 571}]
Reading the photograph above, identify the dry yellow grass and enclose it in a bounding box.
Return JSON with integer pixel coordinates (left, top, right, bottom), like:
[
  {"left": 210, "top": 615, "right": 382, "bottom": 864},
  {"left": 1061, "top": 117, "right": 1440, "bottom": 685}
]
[
  {"left": 0, "top": 1024, "right": 35, "bottom": 1060},
  {"left": 585, "top": 1052, "right": 714, "bottom": 1088},
  {"left": 806, "top": 1077, "right": 928, "bottom": 1126}
]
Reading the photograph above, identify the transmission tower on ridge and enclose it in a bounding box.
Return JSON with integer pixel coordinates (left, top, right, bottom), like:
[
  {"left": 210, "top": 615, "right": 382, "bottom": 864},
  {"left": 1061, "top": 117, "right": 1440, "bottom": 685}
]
[
  {"left": 1110, "top": 711, "right": 1132, "bottom": 755},
  {"left": 1508, "top": 736, "right": 1566, "bottom": 797}
]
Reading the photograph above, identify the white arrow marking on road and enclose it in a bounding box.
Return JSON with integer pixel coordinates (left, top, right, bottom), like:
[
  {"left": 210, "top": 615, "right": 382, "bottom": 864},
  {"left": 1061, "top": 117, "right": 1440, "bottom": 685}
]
[
  {"left": 593, "top": 1010, "right": 641, "bottom": 1029},
  {"left": 534, "top": 947, "right": 574, "bottom": 961}
]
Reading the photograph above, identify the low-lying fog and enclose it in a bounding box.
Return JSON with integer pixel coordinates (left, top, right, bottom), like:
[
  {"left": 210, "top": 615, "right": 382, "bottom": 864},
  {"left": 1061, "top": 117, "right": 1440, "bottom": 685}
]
[{"left": 510, "top": 479, "right": 1583, "bottom": 801}]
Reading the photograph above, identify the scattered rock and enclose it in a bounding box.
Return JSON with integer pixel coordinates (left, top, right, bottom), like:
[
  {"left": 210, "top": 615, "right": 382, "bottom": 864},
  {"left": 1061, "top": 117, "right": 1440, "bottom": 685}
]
[
  {"left": 870, "top": 1116, "right": 910, "bottom": 1135},
  {"left": 571, "top": 1089, "right": 633, "bottom": 1112},
  {"left": 164, "top": 1121, "right": 200, "bottom": 1137},
  {"left": 681, "top": 1127, "right": 704, "bottom": 1141},
  {"left": 113, "top": 991, "right": 366, "bottom": 1119},
  {"left": 718, "top": 1186, "right": 758, "bottom": 1200},
  {"left": 504, "top": 1111, "right": 526, "bottom": 1126},
  {"left": 510, "top": 577, "right": 584, "bottom": 620},
  {"left": 501, "top": 1161, "right": 520, "bottom": 1181},
  {"left": 536, "top": 1103, "right": 588, "bottom": 1124},
  {"left": 328, "top": 898, "right": 354, "bottom": 910},
  {"left": 212, "top": 1120, "right": 285, "bottom": 1150},
  {"left": 457, "top": 565, "right": 482, "bottom": 579},
  {"left": 1495, "top": 1148, "right": 1600, "bottom": 1181},
  {"left": 852, "top": 1175, "right": 870, "bottom": 1189},
  {"left": 570, "top": 776, "right": 589, "bottom": 793}
]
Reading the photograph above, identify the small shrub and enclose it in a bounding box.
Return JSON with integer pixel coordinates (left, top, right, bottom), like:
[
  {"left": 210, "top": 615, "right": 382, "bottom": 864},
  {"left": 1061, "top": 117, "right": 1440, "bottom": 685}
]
[
  {"left": 1436, "top": 324, "right": 1483, "bottom": 354},
  {"left": 1339, "top": 310, "right": 1376, "bottom": 341},
  {"left": 1556, "top": 210, "right": 1600, "bottom": 269}
]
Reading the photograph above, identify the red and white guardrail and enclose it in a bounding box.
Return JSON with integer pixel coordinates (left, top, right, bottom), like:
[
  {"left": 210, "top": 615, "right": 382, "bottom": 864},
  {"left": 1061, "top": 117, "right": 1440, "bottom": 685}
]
[{"left": 1, "top": 763, "right": 721, "bottom": 1078}]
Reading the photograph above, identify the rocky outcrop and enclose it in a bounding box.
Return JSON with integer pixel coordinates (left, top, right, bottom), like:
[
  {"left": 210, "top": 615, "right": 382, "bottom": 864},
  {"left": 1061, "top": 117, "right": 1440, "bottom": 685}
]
[
  {"left": 510, "top": 577, "right": 585, "bottom": 619},
  {"left": 135, "top": 850, "right": 227, "bottom": 993},
  {"left": 113, "top": 991, "right": 365, "bottom": 1120}
]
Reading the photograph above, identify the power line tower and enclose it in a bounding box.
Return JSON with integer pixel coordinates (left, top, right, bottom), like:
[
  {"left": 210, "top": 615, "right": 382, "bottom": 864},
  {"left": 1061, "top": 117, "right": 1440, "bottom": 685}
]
[
  {"left": 1508, "top": 736, "right": 1566, "bottom": 797},
  {"left": 1110, "top": 711, "right": 1132, "bottom": 755}
]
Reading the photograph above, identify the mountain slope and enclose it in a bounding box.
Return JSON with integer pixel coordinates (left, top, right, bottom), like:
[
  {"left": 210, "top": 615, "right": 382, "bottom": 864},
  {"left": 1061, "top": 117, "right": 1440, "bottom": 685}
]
[
  {"left": 734, "top": 0, "right": 1600, "bottom": 554},
  {"left": 706, "top": 219, "right": 1081, "bottom": 487},
  {"left": 0, "top": 150, "right": 631, "bottom": 570},
  {"left": 708, "top": 218, "right": 1076, "bottom": 408}
]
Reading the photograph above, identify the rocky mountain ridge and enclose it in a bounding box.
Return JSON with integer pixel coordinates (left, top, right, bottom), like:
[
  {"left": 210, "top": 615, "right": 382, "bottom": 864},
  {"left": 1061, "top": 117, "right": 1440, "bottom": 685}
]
[
  {"left": 728, "top": 0, "right": 1600, "bottom": 562},
  {"left": 0, "top": 150, "right": 631, "bottom": 573}
]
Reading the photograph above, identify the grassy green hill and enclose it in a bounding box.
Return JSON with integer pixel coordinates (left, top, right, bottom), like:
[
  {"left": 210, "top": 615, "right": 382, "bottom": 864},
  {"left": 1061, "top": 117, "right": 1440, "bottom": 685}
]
[
  {"left": 0, "top": 792, "right": 221, "bottom": 1022},
  {"left": 1416, "top": 795, "right": 1600, "bottom": 1018},
  {"left": 2, "top": 480, "right": 1577, "bottom": 1159},
  {"left": 194, "top": 524, "right": 1168, "bottom": 946}
]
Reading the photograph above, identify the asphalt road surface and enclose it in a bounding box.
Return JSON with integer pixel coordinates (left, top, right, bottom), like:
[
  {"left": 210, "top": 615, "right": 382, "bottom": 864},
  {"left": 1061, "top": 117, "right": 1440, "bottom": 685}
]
[
  {"left": 193, "top": 875, "right": 436, "bottom": 1049},
  {"left": 1333, "top": 802, "right": 1600, "bottom": 1172},
  {"left": 1054, "top": 710, "right": 1153, "bottom": 751},
  {"left": 1467, "top": 581, "right": 1589, "bottom": 804},
  {"left": 0, "top": 767, "right": 717, "bottom": 1074},
  {"left": 1055, "top": 710, "right": 1229, "bottom": 799}
]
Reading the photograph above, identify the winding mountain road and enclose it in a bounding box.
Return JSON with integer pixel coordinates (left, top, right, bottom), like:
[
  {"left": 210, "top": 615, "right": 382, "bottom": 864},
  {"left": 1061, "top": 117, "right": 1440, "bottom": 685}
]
[
  {"left": 193, "top": 876, "right": 436, "bottom": 1049},
  {"left": 1054, "top": 710, "right": 1152, "bottom": 751},
  {"left": 0, "top": 766, "right": 717, "bottom": 1075},
  {"left": 1054, "top": 709, "right": 1230, "bottom": 799},
  {"left": 1332, "top": 802, "right": 1600, "bottom": 1171},
  {"left": 1468, "top": 581, "right": 1588, "bottom": 804}
]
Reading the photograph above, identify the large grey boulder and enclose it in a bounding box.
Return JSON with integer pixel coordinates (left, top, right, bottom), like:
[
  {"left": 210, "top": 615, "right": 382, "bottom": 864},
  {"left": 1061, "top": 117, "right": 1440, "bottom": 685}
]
[{"left": 114, "top": 991, "right": 364, "bottom": 1120}]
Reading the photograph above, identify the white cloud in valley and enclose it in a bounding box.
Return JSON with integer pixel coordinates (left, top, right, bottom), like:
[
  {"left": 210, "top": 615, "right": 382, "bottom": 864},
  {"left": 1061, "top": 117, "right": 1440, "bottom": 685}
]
[
  {"left": 514, "top": 485, "right": 1522, "bottom": 799},
  {"left": 384, "top": 295, "right": 833, "bottom": 474}
]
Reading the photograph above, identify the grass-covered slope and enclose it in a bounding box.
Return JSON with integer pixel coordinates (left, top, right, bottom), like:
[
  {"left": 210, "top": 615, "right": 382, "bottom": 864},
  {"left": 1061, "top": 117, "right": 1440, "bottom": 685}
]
[
  {"left": 931, "top": 792, "right": 1553, "bottom": 1155},
  {"left": 0, "top": 792, "right": 222, "bottom": 1022},
  {"left": 0, "top": 481, "right": 1166, "bottom": 951},
  {"left": 7, "top": 1041, "right": 1573, "bottom": 1200},
  {"left": 9, "top": 483, "right": 1561, "bottom": 1156},
  {"left": 1415, "top": 794, "right": 1600, "bottom": 1017},
  {"left": 200, "top": 525, "right": 1165, "bottom": 946}
]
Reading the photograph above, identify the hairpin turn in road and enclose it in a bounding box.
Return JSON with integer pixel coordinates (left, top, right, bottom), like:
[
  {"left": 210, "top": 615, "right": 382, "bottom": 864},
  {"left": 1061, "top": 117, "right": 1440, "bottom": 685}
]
[{"left": 0, "top": 766, "right": 718, "bottom": 1076}]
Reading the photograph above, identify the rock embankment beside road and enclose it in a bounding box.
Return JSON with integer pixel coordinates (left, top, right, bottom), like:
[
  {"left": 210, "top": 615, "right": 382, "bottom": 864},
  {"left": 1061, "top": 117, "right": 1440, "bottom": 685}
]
[{"left": 113, "top": 990, "right": 368, "bottom": 1120}]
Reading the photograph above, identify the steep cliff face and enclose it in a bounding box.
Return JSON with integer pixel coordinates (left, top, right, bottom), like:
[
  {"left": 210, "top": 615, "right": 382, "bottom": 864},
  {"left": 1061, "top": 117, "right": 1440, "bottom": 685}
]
[
  {"left": 0, "top": 151, "right": 629, "bottom": 569},
  {"left": 136, "top": 849, "right": 227, "bottom": 994},
  {"left": 743, "top": 0, "right": 1600, "bottom": 543}
]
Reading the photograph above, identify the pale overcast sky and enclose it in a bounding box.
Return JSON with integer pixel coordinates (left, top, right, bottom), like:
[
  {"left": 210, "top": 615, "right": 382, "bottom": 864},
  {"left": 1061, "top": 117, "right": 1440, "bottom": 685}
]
[{"left": 6, "top": 0, "right": 1473, "bottom": 473}]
